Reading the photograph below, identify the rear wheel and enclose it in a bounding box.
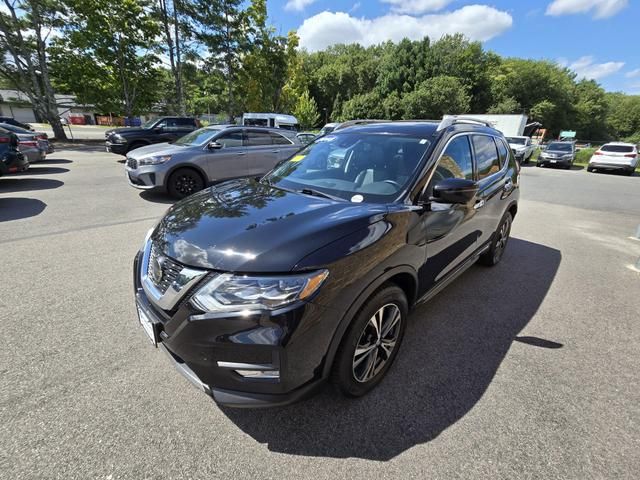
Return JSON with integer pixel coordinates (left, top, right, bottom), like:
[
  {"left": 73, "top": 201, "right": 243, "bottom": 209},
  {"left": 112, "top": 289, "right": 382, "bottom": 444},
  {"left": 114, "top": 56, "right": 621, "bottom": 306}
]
[
  {"left": 587, "top": 166, "right": 594, "bottom": 172},
  {"left": 626, "top": 167, "right": 635, "bottom": 176},
  {"left": 331, "top": 284, "right": 408, "bottom": 397},
  {"left": 479, "top": 212, "right": 513, "bottom": 267},
  {"left": 167, "top": 168, "right": 205, "bottom": 199}
]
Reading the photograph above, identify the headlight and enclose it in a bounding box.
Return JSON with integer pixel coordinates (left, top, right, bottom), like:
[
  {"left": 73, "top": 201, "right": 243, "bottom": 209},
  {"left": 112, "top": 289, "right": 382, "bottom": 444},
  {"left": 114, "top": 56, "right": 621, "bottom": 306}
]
[
  {"left": 563, "top": 154, "right": 573, "bottom": 159},
  {"left": 191, "top": 270, "right": 329, "bottom": 312},
  {"left": 112, "top": 134, "right": 127, "bottom": 143},
  {"left": 138, "top": 155, "right": 172, "bottom": 166}
]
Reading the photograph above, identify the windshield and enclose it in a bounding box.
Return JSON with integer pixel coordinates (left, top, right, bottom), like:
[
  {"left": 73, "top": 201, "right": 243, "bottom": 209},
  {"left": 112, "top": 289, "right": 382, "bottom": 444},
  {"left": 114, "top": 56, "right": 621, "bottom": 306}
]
[
  {"left": 547, "top": 143, "right": 572, "bottom": 152},
  {"left": 263, "top": 132, "right": 431, "bottom": 203},
  {"left": 601, "top": 144, "right": 634, "bottom": 153},
  {"left": 320, "top": 125, "right": 336, "bottom": 135},
  {"left": 506, "top": 137, "right": 526, "bottom": 145},
  {"left": 142, "top": 118, "right": 158, "bottom": 129},
  {"left": 174, "top": 127, "right": 222, "bottom": 146}
]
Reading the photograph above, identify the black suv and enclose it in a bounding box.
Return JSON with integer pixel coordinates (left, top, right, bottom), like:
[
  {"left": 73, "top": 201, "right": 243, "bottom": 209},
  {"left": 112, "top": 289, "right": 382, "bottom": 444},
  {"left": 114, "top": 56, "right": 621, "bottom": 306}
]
[
  {"left": 133, "top": 118, "right": 519, "bottom": 407},
  {"left": 105, "top": 116, "right": 200, "bottom": 155}
]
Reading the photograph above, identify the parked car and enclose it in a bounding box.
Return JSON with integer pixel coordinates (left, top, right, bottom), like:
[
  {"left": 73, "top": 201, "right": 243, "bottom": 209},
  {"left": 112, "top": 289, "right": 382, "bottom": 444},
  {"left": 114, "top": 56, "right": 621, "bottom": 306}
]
[
  {"left": 505, "top": 136, "right": 535, "bottom": 164},
  {"left": 133, "top": 117, "right": 519, "bottom": 407},
  {"left": 587, "top": 142, "right": 638, "bottom": 175},
  {"left": 0, "top": 116, "right": 33, "bottom": 131},
  {"left": 126, "top": 125, "right": 301, "bottom": 198},
  {"left": 0, "top": 122, "right": 53, "bottom": 154},
  {"left": 536, "top": 141, "right": 575, "bottom": 169},
  {"left": 0, "top": 126, "right": 44, "bottom": 164},
  {"left": 0, "top": 129, "right": 29, "bottom": 176},
  {"left": 319, "top": 122, "right": 340, "bottom": 136},
  {"left": 105, "top": 116, "right": 200, "bottom": 155},
  {"left": 296, "top": 132, "right": 317, "bottom": 144}
]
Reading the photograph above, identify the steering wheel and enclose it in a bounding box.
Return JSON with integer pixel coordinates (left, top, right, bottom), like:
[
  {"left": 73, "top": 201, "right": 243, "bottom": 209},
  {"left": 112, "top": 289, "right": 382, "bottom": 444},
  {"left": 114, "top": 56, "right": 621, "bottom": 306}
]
[{"left": 383, "top": 180, "right": 401, "bottom": 189}]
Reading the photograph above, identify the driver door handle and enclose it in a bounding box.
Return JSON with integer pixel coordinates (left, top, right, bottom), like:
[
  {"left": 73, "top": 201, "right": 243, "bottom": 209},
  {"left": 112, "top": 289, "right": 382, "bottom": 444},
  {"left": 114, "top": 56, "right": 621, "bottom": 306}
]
[
  {"left": 236, "top": 152, "right": 246, "bottom": 156},
  {"left": 474, "top": 199, "right": 485, "bottom": 210}
]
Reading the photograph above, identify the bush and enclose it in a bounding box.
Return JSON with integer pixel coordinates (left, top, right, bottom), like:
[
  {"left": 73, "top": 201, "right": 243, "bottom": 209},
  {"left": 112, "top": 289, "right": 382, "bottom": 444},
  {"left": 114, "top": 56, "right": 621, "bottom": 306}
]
[{"left": 575, "top": 147, "right": 596, "bottom": 164}]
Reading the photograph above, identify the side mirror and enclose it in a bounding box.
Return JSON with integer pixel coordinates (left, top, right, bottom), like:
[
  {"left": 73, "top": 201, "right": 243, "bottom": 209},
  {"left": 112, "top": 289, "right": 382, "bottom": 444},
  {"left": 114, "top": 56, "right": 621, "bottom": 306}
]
[
  {"left": 428, "top": 178, "right": 479, "bottom": 205},
  {"left": 207, "top": 141, "right": 223, "bottom": 150}
]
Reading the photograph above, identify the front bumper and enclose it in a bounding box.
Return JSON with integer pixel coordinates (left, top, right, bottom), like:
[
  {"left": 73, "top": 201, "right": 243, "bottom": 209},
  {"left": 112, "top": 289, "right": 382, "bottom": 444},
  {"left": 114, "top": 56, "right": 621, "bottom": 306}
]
[
  {"left": 125, "top": 164, "right": 166, "bottom": 190},
  {"left": 105, "top": 141, "right": 128, "bottom": 155},
  {"left": 133, "top": 251, "right": 332, "bottom": 407},
  {"left": 538, "top": 156, "right": 571, "bottom": 167}
]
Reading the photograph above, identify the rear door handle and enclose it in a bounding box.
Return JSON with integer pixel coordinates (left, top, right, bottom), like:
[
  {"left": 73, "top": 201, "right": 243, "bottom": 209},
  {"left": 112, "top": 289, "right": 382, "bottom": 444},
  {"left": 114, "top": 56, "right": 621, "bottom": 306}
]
[
  {"left": 271, "top": 150, "right": 280, "bottom": 153},
  {"left": 237, "top": 152, "right": 246, "bottom": 156},
  {"left": 474, "top": 199, "right": 485, "bottom": 210}
]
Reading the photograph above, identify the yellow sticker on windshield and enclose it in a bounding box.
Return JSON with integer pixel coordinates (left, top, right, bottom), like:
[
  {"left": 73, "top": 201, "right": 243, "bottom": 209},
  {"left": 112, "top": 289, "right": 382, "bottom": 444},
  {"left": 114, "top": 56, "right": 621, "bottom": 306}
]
[{"left": 291, "top": 155, "right": 306, "bottom": 162}]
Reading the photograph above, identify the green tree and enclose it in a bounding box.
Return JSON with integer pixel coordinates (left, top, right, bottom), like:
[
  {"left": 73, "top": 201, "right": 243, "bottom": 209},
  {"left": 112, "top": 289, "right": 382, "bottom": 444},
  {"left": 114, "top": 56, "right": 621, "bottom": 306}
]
[
  {"left": 606, "top": 92, "right": 640, "bottom": 141},
  {"left": 573, "top": 79, "right": 609, "bottom": 140},
  {"left": 339, "top": 91, "right": 384, "bottom": 121},
  {"left": 52, "top": 0, "right": 161, "bottom": 118},
  {"left": 487, "top": 97, "right": 521, "bottom": 114},
  {"left": 0, "top": 0, "right": 67, "bottom": 139},
  {"left": 293, "top": 89, "right": 320, "bottom": 129},
  {"left": 401, "top": 75, "right": 470, "bottom": 119}
]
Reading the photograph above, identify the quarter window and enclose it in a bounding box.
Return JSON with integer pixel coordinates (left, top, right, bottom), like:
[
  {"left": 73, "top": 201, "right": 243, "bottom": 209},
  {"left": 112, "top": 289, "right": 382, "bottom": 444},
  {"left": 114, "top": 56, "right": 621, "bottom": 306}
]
[
  {"left": 271, "top": 132, "right": 292, "bottom": 145},
  {"left": 472, "top": 135, "right": 501, "bottom": 179},
  {"left": 435, "top": 135, "right": 474, "bottom": 181}
]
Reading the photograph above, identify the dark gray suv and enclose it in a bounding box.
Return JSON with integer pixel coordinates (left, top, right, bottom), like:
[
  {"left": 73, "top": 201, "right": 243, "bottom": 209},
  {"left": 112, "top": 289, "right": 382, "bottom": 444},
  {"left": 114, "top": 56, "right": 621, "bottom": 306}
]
[{"left": 125, "top": 126, "right": 301, "bottom": 198}]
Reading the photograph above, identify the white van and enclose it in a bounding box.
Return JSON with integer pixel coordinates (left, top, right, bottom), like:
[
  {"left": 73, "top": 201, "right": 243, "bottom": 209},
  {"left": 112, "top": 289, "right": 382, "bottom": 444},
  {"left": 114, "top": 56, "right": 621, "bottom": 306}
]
[{"left": 242, "top": 113, "right": 299, "bottom": 131}]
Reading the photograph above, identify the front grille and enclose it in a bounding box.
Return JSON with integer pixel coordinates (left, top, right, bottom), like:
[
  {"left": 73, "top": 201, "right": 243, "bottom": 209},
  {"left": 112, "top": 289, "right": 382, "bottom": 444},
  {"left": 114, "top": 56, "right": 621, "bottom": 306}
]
[
  {"left": 126, "top": 157, "right": 138, "bottom": 169},
  {"left": 148, "top": 244, "right": 183, "bottom": 294}
]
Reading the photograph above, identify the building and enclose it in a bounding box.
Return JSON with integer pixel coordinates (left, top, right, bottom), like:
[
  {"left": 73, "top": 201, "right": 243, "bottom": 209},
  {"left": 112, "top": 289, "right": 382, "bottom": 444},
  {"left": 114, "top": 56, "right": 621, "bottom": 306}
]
[{"left": 0, "top": 89, "right": 96, "bottom": 124}]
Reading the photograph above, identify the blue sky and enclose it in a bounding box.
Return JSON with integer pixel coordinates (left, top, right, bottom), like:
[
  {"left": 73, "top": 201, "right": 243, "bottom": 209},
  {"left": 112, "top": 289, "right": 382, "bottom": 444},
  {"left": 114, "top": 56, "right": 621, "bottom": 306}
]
[{"left": 266, "top": 0, "right": 639, "bottom": 94}]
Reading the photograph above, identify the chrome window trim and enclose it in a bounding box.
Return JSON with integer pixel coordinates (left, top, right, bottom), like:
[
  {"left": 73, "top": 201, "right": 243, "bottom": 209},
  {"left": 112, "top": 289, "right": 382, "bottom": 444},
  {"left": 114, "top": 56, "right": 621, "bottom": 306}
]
[{"left": 140, "top": 238, "right": 208, "bottom": 310}]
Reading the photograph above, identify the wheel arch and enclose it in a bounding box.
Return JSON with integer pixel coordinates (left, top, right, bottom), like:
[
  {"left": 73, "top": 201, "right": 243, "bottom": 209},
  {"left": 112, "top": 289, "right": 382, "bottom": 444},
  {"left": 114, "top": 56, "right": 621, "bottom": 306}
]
[{"left": 320, "top": 265, "right": 418, "bottom": 379}]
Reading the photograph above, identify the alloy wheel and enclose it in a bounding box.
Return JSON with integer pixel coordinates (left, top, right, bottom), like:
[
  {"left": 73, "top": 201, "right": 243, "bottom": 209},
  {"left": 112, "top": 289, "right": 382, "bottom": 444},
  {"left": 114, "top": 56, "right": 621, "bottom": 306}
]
[
  {"left": 493, "top": 216, "right": 511, "bottom": 263},
  {"left": 175, "top": 174, "right": 197, "bottom": 196},
  {"left": 352, "top": 303, "right": 402, "bottom": 383}
]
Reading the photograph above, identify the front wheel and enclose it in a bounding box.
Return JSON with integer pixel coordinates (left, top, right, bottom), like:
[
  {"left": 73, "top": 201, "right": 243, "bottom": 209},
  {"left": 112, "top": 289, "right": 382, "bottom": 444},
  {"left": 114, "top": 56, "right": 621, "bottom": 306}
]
[
  {"left": 479, "top": 212, "right": 513, "bottom": 266},
  {"left": 167, "top": 168, "right": 205, "bottom": 199},
  {"left": 331, "top": 284, "right": 408, "bottom": 397}
]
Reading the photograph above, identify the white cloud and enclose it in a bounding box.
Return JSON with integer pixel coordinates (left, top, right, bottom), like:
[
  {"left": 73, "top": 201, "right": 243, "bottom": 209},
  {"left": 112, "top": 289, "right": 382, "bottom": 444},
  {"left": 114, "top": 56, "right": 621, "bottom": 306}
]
[
  {"left": 625, "top": 68, "right": 640, "bottom": 78},
  {"left": 546, "top": 0, "right": 628, "bottom": 19},
  {"left": 285, "top": 0, "right": 316, "bottom": 12},
  {"left": 560, "top": 56, "right": 625, "bottom": 80},
  {"left": 381, "top": 0, "right": 454, "bottom": 14},
  {"left": 297, "top": 5, "right": 513, "bottom": 51}
]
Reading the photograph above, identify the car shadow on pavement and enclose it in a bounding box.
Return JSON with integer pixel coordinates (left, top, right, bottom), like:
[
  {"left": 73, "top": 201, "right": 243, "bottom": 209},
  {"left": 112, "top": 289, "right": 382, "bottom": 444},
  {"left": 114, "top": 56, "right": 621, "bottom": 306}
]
[
  {"left": 21, "top": 166, "right": 70, "bottom": 175},
  {"left": 37, "top": 158, "right": 73, "bottom": 165},
  {"left": 50, "top": 143, "right": 107, "bottom": 153},
  {"left": 139, "top": 191, "right": 175, "bottom": 204},
  {"left": 222, "top": 237, "right": 562, "bottom": 460},
  {"left": 0, "top": 177, "right": 63, "bottom": 192},
  {"left": 0, "top": 197, "right": 47, "bottom": 222}
]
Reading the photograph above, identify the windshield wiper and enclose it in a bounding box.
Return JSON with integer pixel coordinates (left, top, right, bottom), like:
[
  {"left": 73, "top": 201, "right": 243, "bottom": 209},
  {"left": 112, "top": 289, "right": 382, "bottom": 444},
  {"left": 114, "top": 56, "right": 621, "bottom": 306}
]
[{"left": 298, "top": 188, "right": 343, "bottom": 201}]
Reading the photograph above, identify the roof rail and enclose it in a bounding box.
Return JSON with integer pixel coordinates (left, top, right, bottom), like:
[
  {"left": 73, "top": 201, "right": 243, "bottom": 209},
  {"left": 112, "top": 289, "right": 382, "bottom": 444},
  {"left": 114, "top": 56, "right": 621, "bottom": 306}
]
[
  {"left": 334, "top": 119, "right": 390, "bottom": 131},
  {"left": 436, "top": 115, "right": 494, "bottom": 131}
]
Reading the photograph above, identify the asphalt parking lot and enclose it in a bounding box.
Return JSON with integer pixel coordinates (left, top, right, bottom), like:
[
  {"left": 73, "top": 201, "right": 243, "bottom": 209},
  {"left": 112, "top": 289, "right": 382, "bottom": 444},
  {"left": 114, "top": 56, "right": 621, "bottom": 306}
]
[{"left": 1, "top": 147, "right": 639, "bottom": 479}]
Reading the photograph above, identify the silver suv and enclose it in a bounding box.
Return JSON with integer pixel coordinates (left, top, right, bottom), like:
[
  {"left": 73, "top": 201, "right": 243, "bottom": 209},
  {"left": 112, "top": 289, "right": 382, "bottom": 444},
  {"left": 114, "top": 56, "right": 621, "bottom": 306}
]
[{"left": 125, "top": 125, "right": 301, "bottom": 198}]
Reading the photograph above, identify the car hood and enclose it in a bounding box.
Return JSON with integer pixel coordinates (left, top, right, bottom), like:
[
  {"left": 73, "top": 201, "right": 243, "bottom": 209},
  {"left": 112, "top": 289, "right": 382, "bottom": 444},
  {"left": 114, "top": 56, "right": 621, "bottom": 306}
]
[
  {"left": 543, "top": 149, "right": 571, "bottom": 155},
  {"left": 127, "top": 142, "right": 187, "bottom": 158},
  {"left": 152, "top": 179, "right": 388, "bottom": 272},
  {"left": 106, "top": 127, "right": 148, "bottom": 136},
  {"left": 508, "top": 143, "right": 526, "bottom": 150}
]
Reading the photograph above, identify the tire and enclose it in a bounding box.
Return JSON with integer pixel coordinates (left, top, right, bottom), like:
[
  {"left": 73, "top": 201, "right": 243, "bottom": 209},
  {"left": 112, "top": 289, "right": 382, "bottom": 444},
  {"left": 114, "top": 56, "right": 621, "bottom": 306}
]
[
  {"left": 167, "top": 168, "right": 205, "bottom": 199},
  {"left": 479, "top": 212, "right": 513, "bottom": 267},
  {"left": 331, "top": 284, "right": 408, "bottom": 398},
  {"left": 587, "top": 166, "right": 594, "bottom": 172},
  {"left": 626, "top": 167, "right": 635, "bottom": 176},
  {"left": 536, "top": 162, "right": 542, "bottom": 168}
]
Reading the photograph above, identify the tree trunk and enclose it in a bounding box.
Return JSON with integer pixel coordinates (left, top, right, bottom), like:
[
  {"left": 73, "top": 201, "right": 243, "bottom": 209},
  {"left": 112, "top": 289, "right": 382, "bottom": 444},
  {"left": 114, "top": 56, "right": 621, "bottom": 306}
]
[{"left": 173, "top": 0, "right": 185, "bottom": 115}]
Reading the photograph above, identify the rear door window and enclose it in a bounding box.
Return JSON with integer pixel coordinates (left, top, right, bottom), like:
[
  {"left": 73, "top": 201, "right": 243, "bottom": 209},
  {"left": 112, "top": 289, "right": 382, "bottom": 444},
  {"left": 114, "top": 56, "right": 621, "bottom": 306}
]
[
  {"left": 472, "top": 135, "right": 501, "bottom": 179},
  {"left": 245, "top": 131, "right": 272, "bottom": 147},
  {"left": 496, "top": 138, "right": 509, "bottom": 168}
]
